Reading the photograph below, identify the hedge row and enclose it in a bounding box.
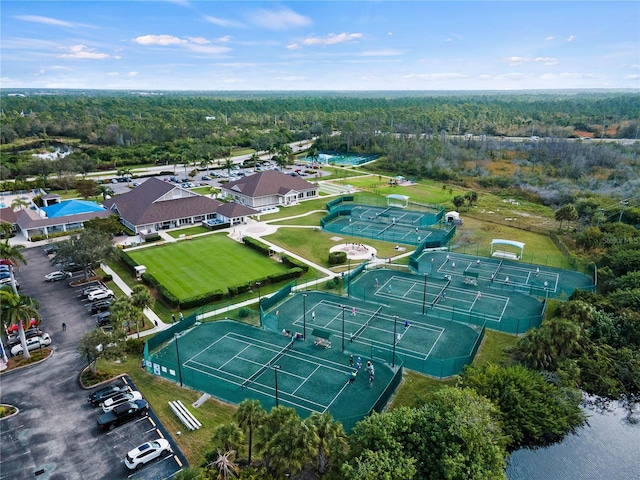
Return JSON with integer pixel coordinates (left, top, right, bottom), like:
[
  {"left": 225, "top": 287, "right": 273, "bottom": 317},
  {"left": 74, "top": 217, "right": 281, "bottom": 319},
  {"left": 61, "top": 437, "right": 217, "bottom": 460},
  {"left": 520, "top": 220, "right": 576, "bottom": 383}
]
[
  {"left": 30, "top": 228, "right": 83, "bottom": 242},
  {"left": 243, "top": 236, "right": 271, "bottom": 255}
]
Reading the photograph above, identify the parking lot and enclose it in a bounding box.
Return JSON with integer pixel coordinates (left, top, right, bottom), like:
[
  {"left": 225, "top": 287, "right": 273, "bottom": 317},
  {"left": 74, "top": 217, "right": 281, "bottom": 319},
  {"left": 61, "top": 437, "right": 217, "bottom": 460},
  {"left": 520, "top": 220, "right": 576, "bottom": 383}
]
[{"left": 0, "top": 248, "right": 185, "bottom": 479}]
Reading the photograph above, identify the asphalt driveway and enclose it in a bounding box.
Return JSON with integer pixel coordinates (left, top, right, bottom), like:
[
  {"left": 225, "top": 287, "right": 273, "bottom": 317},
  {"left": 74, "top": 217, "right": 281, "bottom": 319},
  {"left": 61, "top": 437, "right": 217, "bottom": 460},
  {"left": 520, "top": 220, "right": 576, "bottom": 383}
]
[{"left": 0, "top": 247, "right": 185, "bottom": 479}]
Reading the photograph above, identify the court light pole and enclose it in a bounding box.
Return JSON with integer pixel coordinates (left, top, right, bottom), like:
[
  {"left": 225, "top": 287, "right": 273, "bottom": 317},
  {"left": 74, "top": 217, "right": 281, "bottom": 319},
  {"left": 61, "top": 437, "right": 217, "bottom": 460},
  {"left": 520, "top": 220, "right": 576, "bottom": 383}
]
[
  {"left": 174, "top": 332, "right": 183, "bottom": 387},
  {"left": 256, "top": 281, "right": 262, "bottom": 323},
  {"left": 273, "top": 365, "right": 281, "bottom": 407},
  {"left": 422, "top": 273, "right": 428, "bottom": 315},
  {"left": 392, "top": 315, "right": 398, "bottom": 368},
  {"left": 347, "top": 257, "right": 351, "bottom": 297},
  {"left": 302, "top": 293, "right": 308, "bottom": 340},
  {"left": 340, "top": 304, "right": 345, "bottom": 352}
]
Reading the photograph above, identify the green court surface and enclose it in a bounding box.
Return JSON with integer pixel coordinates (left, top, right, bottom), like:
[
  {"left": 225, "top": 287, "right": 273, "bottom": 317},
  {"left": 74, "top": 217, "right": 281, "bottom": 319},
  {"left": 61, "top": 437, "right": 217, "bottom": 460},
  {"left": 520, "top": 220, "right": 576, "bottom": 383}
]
[
  {"left": 322, "top": 204, "right": 452, "bottom": 247},
  {"left": 347, "top": 267, "right": 545, "bottom": 335},
  {"left": 147, "top": 321, "right": 396, "bottom": 431},
  {"left": 263, "top": 290, "right": 483, "bottom": 378}
]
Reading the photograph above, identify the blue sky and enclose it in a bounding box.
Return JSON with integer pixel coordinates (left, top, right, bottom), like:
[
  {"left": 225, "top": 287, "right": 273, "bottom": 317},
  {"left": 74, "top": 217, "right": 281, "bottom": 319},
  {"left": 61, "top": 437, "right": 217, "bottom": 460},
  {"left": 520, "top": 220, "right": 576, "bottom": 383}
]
[{"left": 1, "top": 1, "right": 639, "bottom": 91}]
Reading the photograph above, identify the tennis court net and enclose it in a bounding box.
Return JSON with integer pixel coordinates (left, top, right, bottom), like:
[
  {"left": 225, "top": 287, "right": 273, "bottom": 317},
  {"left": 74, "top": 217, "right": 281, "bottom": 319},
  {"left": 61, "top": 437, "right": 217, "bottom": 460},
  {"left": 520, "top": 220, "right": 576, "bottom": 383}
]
[
  {"left": 492, "top": 259, "right": 504, "bottom": 280},
  {"left": 431, "top": 278, "right": 452, "bottom": 307},
  {"left": 352, "top": 306, "right": 383, "bottom": 341},
  {"left": 241, "top": 339, "right": 294, "bottom": 389}
]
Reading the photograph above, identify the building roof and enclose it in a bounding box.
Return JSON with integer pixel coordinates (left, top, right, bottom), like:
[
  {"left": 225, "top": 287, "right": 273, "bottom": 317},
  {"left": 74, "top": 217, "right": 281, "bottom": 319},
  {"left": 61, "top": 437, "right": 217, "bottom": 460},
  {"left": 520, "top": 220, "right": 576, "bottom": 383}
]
[
  {"left": 222, "top": 170, "right": 316, "bottom": 198},
  {"left": 102, "top": 177, "right": 222, "bottom": 226},
  {"left": 0, "top": 207, "right": 18, "bottom": 225},
  {"left": 14, "top": 207, "right": 112, "bottom": 229},
  {"left": 42, "top": 200, "right": 106, "bottom": 218},
  {"left": 216, "top": 202, "right": 258, "bottom": 219}
]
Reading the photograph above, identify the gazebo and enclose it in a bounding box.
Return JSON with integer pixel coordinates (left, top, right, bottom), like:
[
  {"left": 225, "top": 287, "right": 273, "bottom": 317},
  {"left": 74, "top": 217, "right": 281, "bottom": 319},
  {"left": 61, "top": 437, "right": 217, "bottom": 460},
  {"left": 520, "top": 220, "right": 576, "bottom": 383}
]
[
  {"left": 490, "top": 239, "right": 525, "bottom": 260},
  {"left": 386, "top": 194, "right": 409, "bottom": 208}
]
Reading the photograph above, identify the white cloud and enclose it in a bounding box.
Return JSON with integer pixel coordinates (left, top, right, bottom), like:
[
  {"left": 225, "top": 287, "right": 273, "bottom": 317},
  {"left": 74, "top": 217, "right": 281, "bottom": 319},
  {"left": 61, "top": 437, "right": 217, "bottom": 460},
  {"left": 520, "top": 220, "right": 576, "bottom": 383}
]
[
  {"left": 187, "top": 37, "right": 211, "bottom": 45},
  {"left": 128, "top": 72, "right": 139, "bottom": 76},
  {"left": 276, "top": 75, "right": 308, "bottom": 82},
  {"left": 287, "top": 43, "right": 302, "bottom": 50},
  {"left": 106, "top": 72, "right": 119, "bottom": 77},
  {"left": 58, "top": 45, "right": 111, "bottom": 59},
  {"left": 133, "top": 34, "right": 231, "bottom": 54},
  {"left": 204, "top": 16, "right": 244, "bottom": 28},
  {"left": 217, "top": 35, "right": 231, "bottom": 43},
  {"left": 166, "top": 0, "right": 190, "bottom": 6},
  {"left": 445, "top": 34, "right": 462, "bottom": 42},
  {"left": 15, "top": 15, "right": 75, "bottom": 27},
  {"left": 540, "top": 72, "right": 596, "bottom": 80},
  {"left": 503, "top": 56, "right": 530, "bottom": 67},
  {"left": 246, "top": 7, "right": 312, "bottom": 31},
  {"left": 494, "top": 72, "right": 529, "bottom": 81},
  {"left": 134, "top": 35, "right": 187, "bottom": 46},
  {"left": 546, "top": 36, "right": 555, "bottom": 41},
  {"left": 567, "top": 35, "right": 576, "bottom": 42},
  {"left": 302, "top": 33, "right": 362, "bottom": 47},
  {"left": 623, "top": 74, "right": 640, "bottom": 80},
  {"left": 387, "top": 32, "right": 393, "bottom": 36},
  {"left": 535, "top": 57, "right": 558, "bottom": 66}
]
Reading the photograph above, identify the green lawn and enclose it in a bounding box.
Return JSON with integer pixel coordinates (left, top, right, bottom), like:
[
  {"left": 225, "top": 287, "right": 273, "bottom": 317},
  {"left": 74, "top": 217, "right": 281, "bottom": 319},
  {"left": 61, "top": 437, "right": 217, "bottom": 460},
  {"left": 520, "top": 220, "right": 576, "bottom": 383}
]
[{"left": 127, "top": 234, "right": 290, "bottom": 299}]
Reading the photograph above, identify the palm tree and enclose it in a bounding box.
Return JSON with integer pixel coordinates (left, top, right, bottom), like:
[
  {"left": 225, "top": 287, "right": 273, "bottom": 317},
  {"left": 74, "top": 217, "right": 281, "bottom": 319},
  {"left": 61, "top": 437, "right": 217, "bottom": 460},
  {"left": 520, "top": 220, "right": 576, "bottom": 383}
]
[
  {"left": 209, "top": 450, "right": 239, "bottom": 480},
  {"left": 11, "top": 197, "right": 29, "bottom": 211},
  {"left": 234, "top": 399, "right": 265, "bottom": 465},
  {"left": 307, "top": 145, "right": 319, "bottom": 166},
  {"left": 200, "top": 153, "right": 214, "bottom": 176},
  {"left": 224, "top": 157, "right": 234, "bottom": 177},
  {"left": 211, "top": 422, "right": 243, "bottom": 455},
  {"left": 131, "top": 285, "right": 154, "bottom": 328},
  {"left": 0, "top": 290, "right": 41, "bottom": 360},
  {"left": 97, "top": 184, "right": 114, "bottom": 201},
  {"left": 307, "top": 412, "right": 347, "bottom": 475}
]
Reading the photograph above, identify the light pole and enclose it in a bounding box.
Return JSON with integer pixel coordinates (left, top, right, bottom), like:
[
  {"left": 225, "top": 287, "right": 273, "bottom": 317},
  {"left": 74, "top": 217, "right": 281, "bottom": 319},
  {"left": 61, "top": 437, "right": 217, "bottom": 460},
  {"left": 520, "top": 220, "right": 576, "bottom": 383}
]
[
  {"left": 392, "top": 315, "right": 398, "bottom": 368},
  {"left": 422, "top": 273, "right": 428, "bottom": 315},
  {"left": 302, "top": 293, "right": 308, "bottom": 340},
  {"left": 174, "top": 332, "right": 183, "bottom": 387},
  {"left": 340, "top": 305, "right": 345, "bottom": 352},
  {"left": 347, "top": 258, "right": 351, "bottom": 297},
  {"left": 273, "top": 365, "right": 281, "bottom": 407},
  {"left": 256, "top": 282, "right": 262, "bottom": 323}
]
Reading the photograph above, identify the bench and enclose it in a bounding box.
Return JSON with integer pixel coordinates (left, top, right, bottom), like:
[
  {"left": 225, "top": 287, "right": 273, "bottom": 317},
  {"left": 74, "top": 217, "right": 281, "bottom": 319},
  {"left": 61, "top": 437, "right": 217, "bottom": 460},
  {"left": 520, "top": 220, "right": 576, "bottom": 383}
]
[
  {"left": 314, "top": 338, "right": 331, "bottom": 348},
  {"left": 168, "top": 400, "right": 201, "bottom": 431}
]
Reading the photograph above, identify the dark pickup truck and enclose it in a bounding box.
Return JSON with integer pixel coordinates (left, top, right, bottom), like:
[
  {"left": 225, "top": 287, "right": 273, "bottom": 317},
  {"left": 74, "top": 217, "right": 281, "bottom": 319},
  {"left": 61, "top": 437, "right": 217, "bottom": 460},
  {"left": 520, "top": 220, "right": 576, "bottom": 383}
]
[{"left": 97, "top": 399, "right": 148, "bottom": 431}]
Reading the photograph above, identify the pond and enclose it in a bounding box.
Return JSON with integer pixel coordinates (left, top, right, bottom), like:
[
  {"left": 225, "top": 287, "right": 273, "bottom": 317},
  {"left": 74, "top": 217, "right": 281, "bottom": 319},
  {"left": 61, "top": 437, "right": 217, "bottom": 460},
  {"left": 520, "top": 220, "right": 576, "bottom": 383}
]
[{"left": 507, "top": 401, "right": 639, "bottom": 479}]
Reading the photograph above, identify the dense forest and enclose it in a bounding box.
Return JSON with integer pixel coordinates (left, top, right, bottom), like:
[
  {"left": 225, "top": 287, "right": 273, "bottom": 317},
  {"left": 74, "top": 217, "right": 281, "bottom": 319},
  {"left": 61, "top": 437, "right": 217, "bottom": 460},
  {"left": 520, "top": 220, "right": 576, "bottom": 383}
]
[{"left": 2, "top": 90, "right": 639, "bottom": 479}]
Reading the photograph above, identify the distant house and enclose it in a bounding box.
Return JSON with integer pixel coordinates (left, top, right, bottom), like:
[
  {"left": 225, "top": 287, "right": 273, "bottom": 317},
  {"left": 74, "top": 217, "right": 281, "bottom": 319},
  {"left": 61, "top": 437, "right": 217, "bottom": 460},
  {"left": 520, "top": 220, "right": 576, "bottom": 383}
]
[
  {"left": 102, "top": 177, "right": 257, "bottom": 234},
  {"left": 221, "top": 170, "right": 318, "bottom": 209}
]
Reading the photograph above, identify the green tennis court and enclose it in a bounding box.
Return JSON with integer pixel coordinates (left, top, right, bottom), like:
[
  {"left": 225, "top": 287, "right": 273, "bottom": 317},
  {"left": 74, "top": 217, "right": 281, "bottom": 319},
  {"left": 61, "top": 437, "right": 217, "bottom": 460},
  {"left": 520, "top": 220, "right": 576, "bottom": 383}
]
[{"left": 147, "top": 321, "right": 397, "bottom": 431}]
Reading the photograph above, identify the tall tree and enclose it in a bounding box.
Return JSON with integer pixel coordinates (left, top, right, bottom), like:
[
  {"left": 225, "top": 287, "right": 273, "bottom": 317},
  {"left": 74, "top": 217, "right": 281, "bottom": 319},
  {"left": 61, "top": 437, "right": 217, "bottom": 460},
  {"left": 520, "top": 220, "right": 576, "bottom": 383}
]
[
  {"left": 0, "top": 241, "right": 29, "bottom": 360},
  {"left": 555, "top": 204, "right": 578, "bottom": 230},
  {"left": 234, "top": 399, "right": 266, "bottom": 465},
  {"left": 54, "top": 228, "right": 116, "bottom": 279},
  {"left": 307, "top": 411, "right": 347, "bottom": 475},
  {"left": 131, "top": 284, "right": 153, "bottom": 328},
  {"left": 0, "top": 290, "right": 41, "bottom": 360}
]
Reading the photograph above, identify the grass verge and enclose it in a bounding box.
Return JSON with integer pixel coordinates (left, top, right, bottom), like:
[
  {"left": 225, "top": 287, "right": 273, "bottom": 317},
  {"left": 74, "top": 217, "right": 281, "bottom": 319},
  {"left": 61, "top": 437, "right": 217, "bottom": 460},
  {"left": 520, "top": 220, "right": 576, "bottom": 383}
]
[{"left": 92, "top": 356, "right": 237, "bottom": 465}]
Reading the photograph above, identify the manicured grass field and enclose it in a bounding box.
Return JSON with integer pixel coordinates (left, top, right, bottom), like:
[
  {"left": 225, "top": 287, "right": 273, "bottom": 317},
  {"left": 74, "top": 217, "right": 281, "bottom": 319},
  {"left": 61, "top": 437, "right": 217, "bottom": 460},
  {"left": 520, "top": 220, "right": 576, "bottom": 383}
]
[{"left": 127, "top": 234, "right": 290, "bottom": 299}]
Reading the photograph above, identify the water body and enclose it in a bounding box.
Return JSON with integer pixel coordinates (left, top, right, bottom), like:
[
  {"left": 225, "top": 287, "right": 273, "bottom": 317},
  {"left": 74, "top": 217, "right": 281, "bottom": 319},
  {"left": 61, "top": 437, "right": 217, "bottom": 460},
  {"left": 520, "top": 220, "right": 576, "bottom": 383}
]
[{"left": 507, "top": 402, "right": 640, "bottom": 480}]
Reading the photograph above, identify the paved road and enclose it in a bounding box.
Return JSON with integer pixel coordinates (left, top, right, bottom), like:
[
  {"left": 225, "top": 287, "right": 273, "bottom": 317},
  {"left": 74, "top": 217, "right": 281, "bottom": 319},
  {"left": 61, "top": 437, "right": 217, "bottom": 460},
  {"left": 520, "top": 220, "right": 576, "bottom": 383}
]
[{"left": 0, "top": 248, "right": 184, "bottom": 480}]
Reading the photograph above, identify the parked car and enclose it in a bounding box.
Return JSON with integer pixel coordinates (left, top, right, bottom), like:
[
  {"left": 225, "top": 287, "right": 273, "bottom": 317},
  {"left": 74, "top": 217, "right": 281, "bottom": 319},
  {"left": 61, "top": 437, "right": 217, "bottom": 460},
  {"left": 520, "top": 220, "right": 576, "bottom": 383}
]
[
  {"left": 90, "top": 299, "right": 112, "bottom": 314},
  {"left": 201, "top": 175, "right": 211, "bottom": 181},
  {"left": 97, "top": 399, "right": 148, "bottom": 431},
  {"left": 87, "top": 383, "right": 131, "bottom": 407},
  {"left": 10, "top": 333, "right": 52, "bottom": 356},
  {"left": 7, "top": 328, "right": 44, "bottom": 348},
  {"left": 101, "top": 391, "right": 143, "bottom": 412},
  {"left": 45, "top": 271, "right": 72, "bottom": 282},
  {"left": 87, "top": 289, "right": 114, "bottom": 301},
  {"left": 0, "top": 272, "right": 11, "bottom": 280},
  {"left": 95, "top": 311, "right": 112, "bottom": 326},
  {"left": 124, "top": 439, "right": 172, "bottom": 470},
  {"left": 81, "top": 285, "right": 106, "bottom": 297},
  {"left": 43, "top": 244, "right": 59, "bottom": 255},
  {"left": 0, "top": 277, "right": 19, "bottom": 289}
]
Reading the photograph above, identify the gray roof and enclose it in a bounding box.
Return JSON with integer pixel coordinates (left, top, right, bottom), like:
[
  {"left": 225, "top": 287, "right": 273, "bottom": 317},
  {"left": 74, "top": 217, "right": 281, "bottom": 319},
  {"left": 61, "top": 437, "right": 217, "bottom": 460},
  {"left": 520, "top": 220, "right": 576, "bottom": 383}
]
[
  {"left": 0, "top": 207, "right": 18, "bottom": 225},
  {"left": 216, "top": 202, "right": 258, "bottom": 219},
  {"left": 102, "top": 177, "right": 222, "bottom": 226},
  {"left": 222, "top": 170, "right": 315, "bottom": 198}
]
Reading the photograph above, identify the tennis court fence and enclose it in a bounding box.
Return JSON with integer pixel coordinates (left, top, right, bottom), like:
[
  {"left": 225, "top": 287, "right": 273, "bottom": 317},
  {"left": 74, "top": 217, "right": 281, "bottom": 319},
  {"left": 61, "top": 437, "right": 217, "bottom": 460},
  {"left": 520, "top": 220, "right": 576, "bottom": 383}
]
[{"left": 347, "top": 324, "right": 486, "bottom": 379}]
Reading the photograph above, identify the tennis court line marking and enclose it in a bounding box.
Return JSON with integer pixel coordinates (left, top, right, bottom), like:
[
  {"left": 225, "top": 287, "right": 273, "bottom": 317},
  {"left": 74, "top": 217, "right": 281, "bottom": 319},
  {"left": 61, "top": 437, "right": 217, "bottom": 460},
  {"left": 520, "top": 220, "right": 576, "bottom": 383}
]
[{"left": 292, "top": 364, "right": 321, "bottom": 397}]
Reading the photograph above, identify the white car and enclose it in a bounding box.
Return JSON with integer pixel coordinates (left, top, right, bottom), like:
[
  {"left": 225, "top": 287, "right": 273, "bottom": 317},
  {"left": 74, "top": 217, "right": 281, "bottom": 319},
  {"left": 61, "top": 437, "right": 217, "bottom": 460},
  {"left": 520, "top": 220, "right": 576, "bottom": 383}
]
[
  {"left": 101, "top": 390, "right": 143, "bottom": 412},
  {"left": 11, "top": 333, "right": 52, "bottom": 356},
  {"left": 125, "top": 438, "right": 172, "bottom": 470},
  {"left": 44, "top": 271, "right": 72, "bottom": 282},
  {"left": 87, "top": 289, "right": 114, "bottom": 301}
]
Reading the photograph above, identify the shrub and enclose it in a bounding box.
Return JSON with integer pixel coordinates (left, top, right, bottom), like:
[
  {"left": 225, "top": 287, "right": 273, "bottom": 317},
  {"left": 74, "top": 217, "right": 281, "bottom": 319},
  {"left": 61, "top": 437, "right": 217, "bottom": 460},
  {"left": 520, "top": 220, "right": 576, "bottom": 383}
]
[
  {"left": 102, "top": 274, "right": 113, "bottom": 282},
  {"left": 329, "top": 251, "right": 347, "bottom": 265},
  {"left": 124, "top": 338, "right": 145, "bottom": 354},
  {"left": 239, "top": 307, "right": 250, "bottom": 318}
]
